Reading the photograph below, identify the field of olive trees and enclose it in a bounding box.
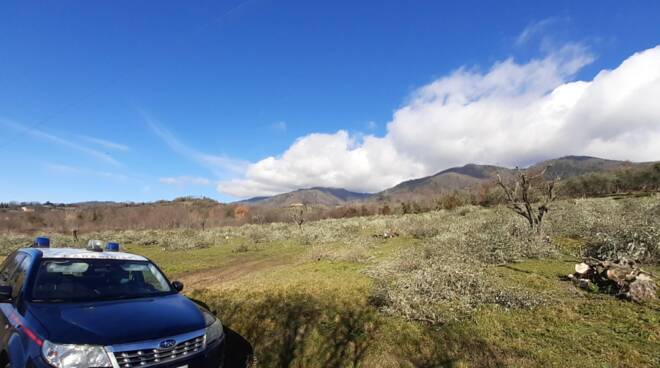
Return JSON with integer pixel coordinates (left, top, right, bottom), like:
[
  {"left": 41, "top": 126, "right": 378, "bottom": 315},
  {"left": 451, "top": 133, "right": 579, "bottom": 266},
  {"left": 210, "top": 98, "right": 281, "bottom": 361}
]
[{"left": 1, "top": 195, "right": 658, "bottom": 367}]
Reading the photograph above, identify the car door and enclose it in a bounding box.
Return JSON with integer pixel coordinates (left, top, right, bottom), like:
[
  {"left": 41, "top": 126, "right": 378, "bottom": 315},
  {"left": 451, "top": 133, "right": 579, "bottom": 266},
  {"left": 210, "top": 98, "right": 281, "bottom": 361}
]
[
  {"left": 9, "top": 256, "right": 32, "bottom": 314},
  {"left": 1, "top": 255, "right": 35, "bottom": 368},
  {"left": 0, "top": 252, "right": 26, "bottom": 345},
  {"left": 0, "top": 252, "right": 25, "bottom": 286}
]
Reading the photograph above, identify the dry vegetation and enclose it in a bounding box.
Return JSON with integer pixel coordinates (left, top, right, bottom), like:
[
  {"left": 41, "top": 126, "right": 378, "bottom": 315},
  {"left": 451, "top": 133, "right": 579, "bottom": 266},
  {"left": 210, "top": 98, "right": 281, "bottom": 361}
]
[
  {"left": 1, "top": 195, "right": 659, "bottom": 367},
  {"left": 2, "top": 163, "right": 658, "bottom": 236}
]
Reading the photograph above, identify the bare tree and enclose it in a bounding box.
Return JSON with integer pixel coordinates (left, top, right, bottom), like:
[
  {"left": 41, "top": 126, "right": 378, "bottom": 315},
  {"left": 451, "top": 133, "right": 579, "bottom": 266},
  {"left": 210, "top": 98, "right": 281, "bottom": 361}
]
[
  {"left": 289, "top": 203, "right": 306, "bottom": 231},
  {"left": 496, "top": 166, "right": 558, "bottom": 230}
]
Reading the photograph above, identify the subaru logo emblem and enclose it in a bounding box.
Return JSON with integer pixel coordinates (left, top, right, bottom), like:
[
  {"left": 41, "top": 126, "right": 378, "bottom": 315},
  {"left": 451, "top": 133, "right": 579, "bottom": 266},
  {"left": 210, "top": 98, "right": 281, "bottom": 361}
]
[{"left": 159, "top": 339, "right": 176, "bottom": 349}]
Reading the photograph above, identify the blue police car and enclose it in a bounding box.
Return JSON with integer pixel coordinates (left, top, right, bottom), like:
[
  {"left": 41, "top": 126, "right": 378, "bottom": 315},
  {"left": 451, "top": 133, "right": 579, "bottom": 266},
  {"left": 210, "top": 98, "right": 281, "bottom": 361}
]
[{"left": 0, "top": 237, "right": 225, "bottom": 368}]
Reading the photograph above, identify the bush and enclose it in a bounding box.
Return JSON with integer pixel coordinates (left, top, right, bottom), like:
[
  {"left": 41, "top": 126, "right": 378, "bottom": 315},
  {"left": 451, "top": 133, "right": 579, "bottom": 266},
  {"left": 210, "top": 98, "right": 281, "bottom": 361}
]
[
  {"left": 232, "top": 243, "right": 250, "bottom": 253},
  {"left": 463, "top": 208, "right": 557, "bottom": 264},
  {"left": 370, "top": 248, "right": 543, "bottom": 325},
  {"left": 545, "top": 195, "right": 660, "bottom": 263}
]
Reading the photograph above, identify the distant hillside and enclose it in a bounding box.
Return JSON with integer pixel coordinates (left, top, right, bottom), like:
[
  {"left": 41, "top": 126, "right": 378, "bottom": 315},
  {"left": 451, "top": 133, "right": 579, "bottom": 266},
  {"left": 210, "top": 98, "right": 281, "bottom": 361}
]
[
  {"left": 371, "top": 156, "right": 651, "bottom": 202},
  {"left": 2, "top": 156, "right": 657, "bottom": 233},
  {"left": 238, "top": 196, "right": 271, "bottom": 205},
  {"left": 530, "top": 155, "right": 639, "bottom": 179},
  {"left": 237, "top": 156, "right": 653, "bottom": 206},
  {"left": 373, "top": 164, "right": 511, "bottom": 202},
  {"left": 239, "top": 187, "right": 370, "bottom": 207}
]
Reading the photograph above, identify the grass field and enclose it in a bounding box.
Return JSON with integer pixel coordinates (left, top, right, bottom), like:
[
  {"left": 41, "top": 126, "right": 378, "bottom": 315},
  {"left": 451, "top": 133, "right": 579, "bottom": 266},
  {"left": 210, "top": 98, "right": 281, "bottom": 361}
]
[{"left": 1, "top": 196, "right": 659, "bottom": 367}]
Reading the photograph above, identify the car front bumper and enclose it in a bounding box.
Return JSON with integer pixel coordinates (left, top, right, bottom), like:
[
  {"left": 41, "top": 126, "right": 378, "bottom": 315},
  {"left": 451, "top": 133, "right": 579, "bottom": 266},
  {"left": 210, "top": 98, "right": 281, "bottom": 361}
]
[
  {"left": 166, "top": 336, "right": 226, "bottom": 368},
  {"left": 29, "top": 336, "right": 225, "bottom": 368}
]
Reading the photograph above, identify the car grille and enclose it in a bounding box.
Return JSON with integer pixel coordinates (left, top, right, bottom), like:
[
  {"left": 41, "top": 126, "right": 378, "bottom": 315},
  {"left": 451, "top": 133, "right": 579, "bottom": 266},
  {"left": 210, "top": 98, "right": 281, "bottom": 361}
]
[{"left": 111, "top": 334, "right": 205, "bottom": 368}]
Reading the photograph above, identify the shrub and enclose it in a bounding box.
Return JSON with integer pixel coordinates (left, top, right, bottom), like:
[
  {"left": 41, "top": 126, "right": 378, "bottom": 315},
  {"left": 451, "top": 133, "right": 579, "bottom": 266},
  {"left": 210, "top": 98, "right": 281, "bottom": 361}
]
[
  {"left": 370, "top": 248, "right": 543, "bottom": 325},
  {"left": 545, "top": 195, "right": 660, "bottom": 263},
  {"left": 232, "top": 243, "right": 250, "bottom": 253}
]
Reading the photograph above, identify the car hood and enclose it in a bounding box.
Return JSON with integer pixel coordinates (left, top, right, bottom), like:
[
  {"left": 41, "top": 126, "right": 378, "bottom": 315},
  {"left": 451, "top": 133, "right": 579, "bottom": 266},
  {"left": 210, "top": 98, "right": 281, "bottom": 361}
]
[{"left": 28, "top": 294, "right": 206, "bottom": 345}]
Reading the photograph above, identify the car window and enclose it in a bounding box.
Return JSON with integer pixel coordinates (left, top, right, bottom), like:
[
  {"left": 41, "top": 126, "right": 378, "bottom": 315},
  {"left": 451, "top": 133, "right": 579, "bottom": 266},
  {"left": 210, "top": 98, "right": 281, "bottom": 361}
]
[
  {"left": 0, "top": 252, "right": 26, "bottom": 285},
  {"left": 31, "top": 259, "right": 173, "bottom": 302},
  {"left": 10, "top": 256, "right": 32, "bottom": 299}
]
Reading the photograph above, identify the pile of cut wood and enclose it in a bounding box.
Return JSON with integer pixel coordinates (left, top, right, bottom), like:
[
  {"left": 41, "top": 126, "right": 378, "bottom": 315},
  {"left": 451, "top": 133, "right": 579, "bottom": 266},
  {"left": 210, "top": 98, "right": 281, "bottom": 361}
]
[{"left": 568, "top": 258, "right": 657, "bottom": 302}]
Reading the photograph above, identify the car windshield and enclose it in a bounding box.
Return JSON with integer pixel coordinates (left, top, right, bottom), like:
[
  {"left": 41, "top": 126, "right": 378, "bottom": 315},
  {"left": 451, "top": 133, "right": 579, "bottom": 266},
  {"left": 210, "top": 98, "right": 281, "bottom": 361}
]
[{"left": 30, "top": 259, "right": 173, "bottom": 302}]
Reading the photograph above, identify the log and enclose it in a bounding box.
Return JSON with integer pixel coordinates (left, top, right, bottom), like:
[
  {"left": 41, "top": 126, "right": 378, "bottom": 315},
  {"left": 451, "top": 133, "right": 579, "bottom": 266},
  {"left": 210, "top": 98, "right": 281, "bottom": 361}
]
[
  {"left": 606, "top": 265, "right": 633, "bottom": 285},
  {"left": 636, "top": 273, "right": 652, "bottom": 282},
  {"left": 575, "top": 263, "right": 590, "bottom": 274},
  {"left": 570, "top": 259, "right": 656, "bottom": 302}
]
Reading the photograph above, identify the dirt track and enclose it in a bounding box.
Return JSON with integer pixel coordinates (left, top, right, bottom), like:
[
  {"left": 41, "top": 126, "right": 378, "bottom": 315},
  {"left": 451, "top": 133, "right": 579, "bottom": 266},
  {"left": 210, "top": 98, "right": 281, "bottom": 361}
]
[{"left": 179, "top": 257, "right": 293, "bottom": 291}]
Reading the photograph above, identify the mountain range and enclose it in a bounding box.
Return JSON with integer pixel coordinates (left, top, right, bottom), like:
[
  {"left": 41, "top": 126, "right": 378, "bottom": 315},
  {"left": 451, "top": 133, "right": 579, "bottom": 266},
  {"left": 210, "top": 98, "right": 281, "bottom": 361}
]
[
  {"left": 239, "top": 156, "right": 651, "bottom": 207},
  {"left": 238, "top": 187, "right": 371, "bottom": 207}
]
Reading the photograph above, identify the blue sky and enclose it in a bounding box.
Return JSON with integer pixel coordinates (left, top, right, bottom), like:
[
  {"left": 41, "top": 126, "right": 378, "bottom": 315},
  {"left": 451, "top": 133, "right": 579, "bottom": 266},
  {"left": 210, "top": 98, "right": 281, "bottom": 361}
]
[{"left": 1, "top": 1, "right": 660, "bottom": 203}]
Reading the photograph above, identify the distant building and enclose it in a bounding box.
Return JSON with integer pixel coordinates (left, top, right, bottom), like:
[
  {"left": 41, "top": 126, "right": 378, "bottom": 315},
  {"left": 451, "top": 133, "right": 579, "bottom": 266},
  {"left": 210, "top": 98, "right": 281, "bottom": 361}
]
[{"left": 21, "top": 207, "right": 34, "bottom": 213}]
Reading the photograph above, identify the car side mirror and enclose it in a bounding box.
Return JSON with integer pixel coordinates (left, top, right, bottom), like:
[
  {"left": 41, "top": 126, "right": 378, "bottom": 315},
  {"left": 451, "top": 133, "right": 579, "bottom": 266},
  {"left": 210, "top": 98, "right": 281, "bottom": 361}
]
[
  {"left": 172, "top": 281, "right": 184, "bottom": 292},
  {"left": 0, "top": 285, "right": 12, "bottom": 302}
]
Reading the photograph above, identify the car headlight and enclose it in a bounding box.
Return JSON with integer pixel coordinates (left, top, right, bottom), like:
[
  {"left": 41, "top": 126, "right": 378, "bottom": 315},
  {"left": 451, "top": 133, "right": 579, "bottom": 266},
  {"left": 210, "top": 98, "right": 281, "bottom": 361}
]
[
  {"left": 205, "top": 318, "right": 224, "bottom": 343},
  {"left": 42, "top": 340, "right": 112, "bottom": 368}
]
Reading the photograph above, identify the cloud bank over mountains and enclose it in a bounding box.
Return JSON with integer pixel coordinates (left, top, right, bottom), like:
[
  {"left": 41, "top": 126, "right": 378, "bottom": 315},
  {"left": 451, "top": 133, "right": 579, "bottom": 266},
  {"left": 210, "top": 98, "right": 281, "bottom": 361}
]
[{"left": 217, "top": 45, "right": 660, "bottom": 198}]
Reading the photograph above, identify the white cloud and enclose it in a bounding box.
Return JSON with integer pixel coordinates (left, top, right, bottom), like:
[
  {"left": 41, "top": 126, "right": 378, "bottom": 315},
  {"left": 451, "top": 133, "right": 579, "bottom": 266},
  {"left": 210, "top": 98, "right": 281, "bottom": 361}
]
[
  {"left": 1, "top": 120, "right": 121, "bottom": 166},
  {"left": 79, "top": 135, "right": 130, "bottom": 152},
  {"left": 218, "top": 131, "right": 424, "bottom": 197},
  {"left": 218, "top": 45, "right": 660, "bottom": 198},
  {"left": 159, "top": 176, "right": 211, "bottom": 186},
  {"left": 516, "top": 17, "right": 567, "bottom": 46}
]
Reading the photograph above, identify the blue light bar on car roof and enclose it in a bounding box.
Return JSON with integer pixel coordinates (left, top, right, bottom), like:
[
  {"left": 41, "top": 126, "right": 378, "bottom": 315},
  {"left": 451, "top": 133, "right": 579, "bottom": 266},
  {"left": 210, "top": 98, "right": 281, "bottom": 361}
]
[
  {"left": 33, "top": 236, "right": 50, "bottom": 248},
  {"left": 105, "top": 242, "right": 120, "bottom": 252}
]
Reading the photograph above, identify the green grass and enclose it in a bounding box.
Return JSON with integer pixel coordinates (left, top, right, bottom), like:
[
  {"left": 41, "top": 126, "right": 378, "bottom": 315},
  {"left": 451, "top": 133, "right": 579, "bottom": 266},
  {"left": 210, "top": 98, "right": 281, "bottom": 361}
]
[
  {"left": 468, "top": 260, "right": 659, "bottom": 367},
  {"left": 124, "top": 239, "right": 306, "bottom": 276},
  {"left": 1, "top": 195, "right": 658, "bottom": 367},
  {"left": 159, "top": 250, "right": 657, "bottom": 367},
  {"left": 180, "top": 255, "right": 659, "bottom": 367}
]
